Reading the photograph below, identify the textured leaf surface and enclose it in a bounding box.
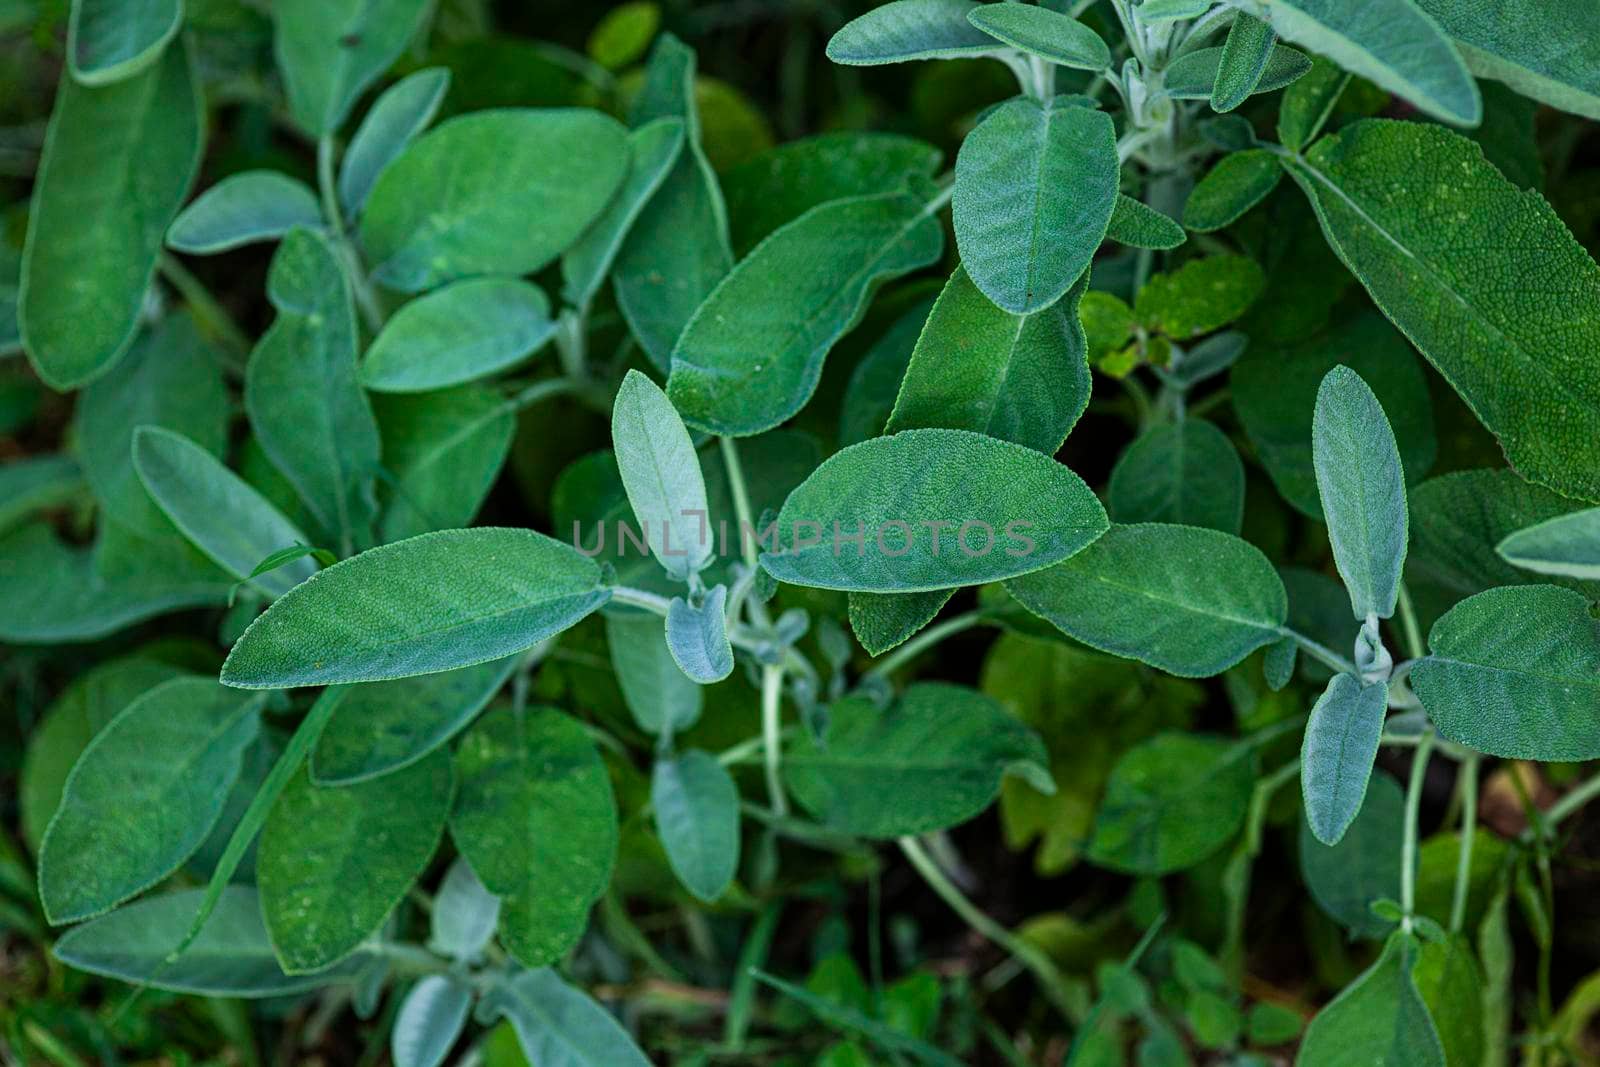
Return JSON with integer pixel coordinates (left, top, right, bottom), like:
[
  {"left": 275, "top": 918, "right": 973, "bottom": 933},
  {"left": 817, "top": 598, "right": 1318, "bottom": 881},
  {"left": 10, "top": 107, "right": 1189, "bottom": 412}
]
[
  {"left": 20, "top": 42, "right": 200, "bottom": 388},
  {"left": 967, "top": 4, "right": 1110, "bottom": 70},
  {"left": 362, "top": 278, "right": 554, "bottom": 393},
  {"left": 1301, "top": 673, "right": 1388, "bottom": 846},
  {"left": 653, "top": 750, "right": 740, "bottom": 901},
  {"left": 1496, "top": 507, "right": 1600, "bottom": 580},
  {"left": 1134, "top": 254, "right": 1264, "bottom": 338},
  {"left": 361, "top": 110, "right": 628, "bottom": 292},
  {"left": 666, "top": 587, "right": 734, "bottom": 683},
  {"left": 1411, "top": 585, "right": 1600, "bottom": 760},
  {"left": 1300, "top": 771, "right": 1404, "bottom": 938},
  {"left": 607, "top": 614, "right": 703, "bottom": 736},
  {"left": 1184, "top": 150, "right": 1282, "bottom": 232},
  {"left": 1412, "top": 0, "right": 1600, "bottom": 120},
  {"left": 273, "top": 0, "right": 431, "bottom": 135},
  {"left": 1413, "top": 936, "right": 1486, "bottom": 1067},
  {"left": 482, "top": 969, "right": 652, "bottom": 1067},
  {"left": 1295, "top": 934, "right": 1445, "bottom": 1067},
  {"left": 1287, "top": 119, "right": 1600, "bottom": 501},
  {"left": 40, "top": 678, "right": 262, "bottom": 924},
  {"left": 338, "top": 67, "right": 450, "bottom": 218},
  {"left": 786, "top": 684, "right": 1050, "bottom": 838},
  {"left": 1006, "top": 524, "right": 1286, "bottom": 677},
  {"left": 68, "top": 0, "right": 181, "bottom": 85},
  {"left": 222, "top": 529, "right": 609, "bottom": 688},
  {"left": 1212, "top": 13, "right": 1277, "bottom": 111},
  {"left": 826, "top": 0, "right": 997, "bottom": 65},
  {"left": 764, "top": 429, "right": 1107, "bottom": 592},
  {"left": 613, "top": 370, "right": 712, "bottom": 577},
  {"left": 1163, "top": 43, "right": 1310, "bottom": 100},
  {"left": 374, "top": 386, "right": 515, "bottom": 542},
  {"left": 1104, "top": 194, "right": 1186, "bottom": 250},
  {"left": 1277, "top": 54, "right": 1351, "bottom": 151},
  {"left": 429, "top": 858, "right": 500, "bottom": 961},
  {"left": 167, "top": 171, "right": 321, "bottom": 254},
  {"left": 668, "top": 191, "right": 943, "bottom": 435},
  {"left": 1107, "top": 420, "right": 1244, "bottom": 534},
  {"left": 393, "top": 975, "right": 472, "bottom": 1067},
  {"left": 561, "top": 117, "right": 684, "bottom": 307},
  {"left": 953, "top": 96, "right": 1116, "bottom": 313}
]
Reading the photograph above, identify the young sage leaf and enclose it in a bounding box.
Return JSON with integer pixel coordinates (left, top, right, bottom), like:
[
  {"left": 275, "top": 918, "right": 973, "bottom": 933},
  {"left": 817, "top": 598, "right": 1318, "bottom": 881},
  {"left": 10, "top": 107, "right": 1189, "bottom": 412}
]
[
  {"left": 1496, "top": 507, "right": 1600, "bottom": 580},
  {"left": 1163, "top": 43, "right": 1311, "bottom": 101},
  {"left": 1183, "top": 150, "right": 1283, "bottom": 233},
  {"left": 480, "top": 968, "right": 653, "bottom": 1067},
  {"left": 361, "top": 278, "right": 556, "bottom": 394},
  {"left": 273, "top": 0, "right": 432, "bottom": 136},
  {"left": 1300, "top": 673, "right": 1388, "bottom": 847},
  {"left": 653, "top": 750, "right": 741, "bottom": 902},
  {"left": 666, "top": 586, "right": 735, "bottom": 684},
  {"left": 1212, "top": 13, "right": 1278, "bottom": 112},
  {"left": 67, "top": 0, "right": 181, "bottom": 86},
  {"left": 966, "top": 4, "right": 1111, "bottom": 71},
  {"left": 613, "top": 369, "right": 713, "bottom": 578},
  {"left": 337, "top": 67, "right": 452, "bottom": 219},
  {"left": 167, "top": 171, "right": 323, "bottom": 254},
  {"left": 826, "top": 0, "right": 999, "bottom": 66},
  {"left": 393, "top": 975, "right": 473, "bottom": 1067},
  {"left": 1104, "top": 195, "right": 1187, "bottom": 250},
  {"left": 429, "top": 857, "right": 501, "bottom": 962}
]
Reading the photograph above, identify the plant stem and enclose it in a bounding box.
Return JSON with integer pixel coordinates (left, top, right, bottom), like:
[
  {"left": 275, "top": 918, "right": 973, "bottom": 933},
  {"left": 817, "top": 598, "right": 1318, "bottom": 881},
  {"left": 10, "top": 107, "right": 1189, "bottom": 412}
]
[
  {"left": 1282, "top": 627, "right": 1357, "bottom": 676},
  {"left": 158, "top": 253, "right": 252, "bottom": 358},
  {"left": 610, "top": 585, "right": 673, "bottom": 615},
  {"left": 1450, "top": 754, "right": 1480, "bottom": 933},
  {"left": 761, "top": 663, "right": 788, "bottom": 817},
  {"left": 862, "top": 610, "right": 988, "bottom": 682},
  {"left": 554, "top": 306, "right": 588, "bottom": 380},
  {"left": 1400, "top": 731, "right": 1435, "bottom": 934},
  {"left": 1524, "top": 768, "right": 1600, "bottom": 841},
  {"left": 898, "top": 836, "right": 1076, "bottom": 1021},
  {"left": 1397, "top": 582, "right": 1426, "bottom": 660},
  {"left": 316, "top": 134, "right": 386, "bottom": 333},
  {"left": 719, "top": 436, "right": 759, "bottom": 572}
]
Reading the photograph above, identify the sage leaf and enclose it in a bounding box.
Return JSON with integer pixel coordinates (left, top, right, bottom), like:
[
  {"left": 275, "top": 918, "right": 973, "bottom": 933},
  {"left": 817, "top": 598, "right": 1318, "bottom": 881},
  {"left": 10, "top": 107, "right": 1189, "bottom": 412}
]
[
  {"left": 1163, "top": 43, "right": 1311, "bottom": 100},
  {"left": 785, "top": 683, "right": 1051, "bottom": 838},
  {"left": 1265, "top": 635, "right": 1298, "bottom": 690},
  {"left": 1225, "top": 0, "right": 1479, "bottom": 125},
  {"left": 1300, "top": 766, "right": 1404, "bottom": 937},
  {"left": 1157, "top": 330, "right": 1248, "bottom": 391},
  {"left": 1183, "top": 150, "right": 1282, "bottom": 232},
  {"left": 1105, "top": 194, "right": 1187, "bottom": 250},
  {"left": 1296, "top": 933, "right": 1446, "bottom": 1066},
  {"left": 273, "top": 0, "right": 431, "bottom": 136},
  {"left": 259, "top": 753, "right": 452, "bottom": 973},
  {"left": 221, "top": 528, "right": 610, "bottom": 688},
  {"left": 338, "top": 67, "right": 451, "bottom": 219},
  {"left": 0, "top": 454, "right": 83, "bottom": 536},
  {"left": 39, "top": 678, "right": 263, "bottom": 924},
  {"left": 607, "top": 614, "right": 703, "bottom": 736},
  {"left": 667, "top": 190, "right": 944, "bottom": 435},
  {"left": 613, "top": 369, "right": 713, "bottom": 578},
  {"left": 374, "top": 386, "right": 515, "bottom": 542},
  {"left": 1285, "top": 118, "right": 1600, "bottom": 500},
  {"left": 1277, "top": 54, "right": 1351, "bottom": 152},
  {"left": 480, "top": 969, "right": 652, "bottom": 1067},
  {"left": 561, "top": 117, "right": 685, "bottom": 308},
  {"left": 763, "top": 428, "right": 1108, "bottom": 593},
  {"left": 1140, "top": 0, "right": 1212, "bottom": 20},
  {"left": 20, "top": 41, "right": 201, "bottom": 389},
  {"left": 1301, "top": 673, "right": 1388, "bottom": 847},
  {"left": 848, "top": 589, "right": 957, "bottom": 658},
  {"left": 953, "top": 96, "right": 1116, "bottom": 314},
  {"left": 393, "top": 975, "right": 472, "bottom": 1067},
  {"left": 826, "top": 0, "right": 999, "bottom": 65},
  {"left": 245, "top": 228, "right": 380, "bottom": 553},
  {"left": 429, "top": 857, "right": 501, "bottom": 962},
  {"left": 133, "top": 426, "right": 318, "bottom": 598},
  {"left": 54, "top": 887, "right": 370, "bottom": 996},
  {"left": 167, "top": 171, "right": 322, "bottom": 254},
  {"left": 1107, "top": 420, "right": 1245, "bottom": 534},
  {"left": 1497, "top": 507, "right": 1600, "bottom": 580},
  {"left": 1412, "top": 936, "right": 1486, "bottom": 1067},
  {"left": 839, "top": 297, "right": 936, "bottom": 446},
  {"left": 361, "top": 278, "right": 556, "bottom": 393},
  {"left": 68, "top": 0, "right": 182, "bottom": 85},
  {"left": 1135, "top": 254, "right": 1264, "bottom": 338},
  {"left": 1313, "top": 366, "right": 1409, "bottom": 620},
  {"left": 1213, "top": 13, "right": 1277, "bottom": 112},
  {"left": 361, "top": 109, "right": 629, "bottom": 292},
  {"left": 666, "top": 587, "right": 734, "bottom": 684},
  {"left": 310, "top": 656, "right": 519, "bottom": 785},
  {"left": 652, "top": 750, "right": 740, "bottom": 901},
  {"left": 1412, "top": 0, "right": 1600, "bottom": 121},
  {"left": 451, "top": 708, "right": 618, "bottom": 968},
  {"left": 1411, "top": 585, "right": 1600, "bottom": 761},
  {"left": 966, "top": 4, "right": 1111, "bottom": 70},
  {"left": 1006, "top": 523, "right": 1287, "bottom": 677},
  {"left": 1087, "top": 733, "right": 1254, "bottom": 875}
]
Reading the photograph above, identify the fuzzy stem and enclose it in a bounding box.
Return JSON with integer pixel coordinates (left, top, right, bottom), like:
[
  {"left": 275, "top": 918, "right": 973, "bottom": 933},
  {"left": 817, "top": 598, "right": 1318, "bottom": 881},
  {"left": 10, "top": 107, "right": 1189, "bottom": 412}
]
[{"left": 1400, "top": 731, "right": 1436, "bottom": 934}]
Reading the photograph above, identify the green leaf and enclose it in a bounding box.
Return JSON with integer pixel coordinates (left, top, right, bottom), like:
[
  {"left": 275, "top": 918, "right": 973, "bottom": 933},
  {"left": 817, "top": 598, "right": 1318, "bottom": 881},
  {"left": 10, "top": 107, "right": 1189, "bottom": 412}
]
[
  {"left": 1226, "top": 0, "right": 1479, "bottom": 125},
  {"left": 847, "top": 590, "right": 956, "bottom": 657},
  {"left": 966, "top": 4, "right": 1110, "bottom": 70},
  {"left": 338, "top": 67, "right": 451, "bottom": 219},
  {"left": 763, "top": 428, "right": 1108, "bottom": 593},
  {"left": 1140, "top": 0, "right": 1212, "bottom": 21},
  {"left": 953, "top": 96, "right": 1116, "bottom": 314},
  {"left": 1412, "top": 0, "right": 1600, "bottom": 121},
  {"left": 55, "top": 887, "right": 370, "bottom": 996},
  {"left": 1104, "top": 194, "right": 1187, "bottom": 250},
  {"left": 133, "top": 427, "right": 318, "bottom": 599},
  {"left": 1107, "top": 420, "right": 1245, "bottom": 534},
  {"left": 77, "top": 315, "right": 227, "bottom": 538},
  {"left": 1296, "top": 933, "right": 1446, "bottom": 1066},
  {"left": 1006, "top": 524, "right": 1287, "bottom": 677},
  {"left": 273, "top": 0, "right": 431, "bottom": 136},
  {"left": 1183, "top": 150, "right": 1283, "bottom": 232},
  {"left": 311, "top": 657, "right": 518, "bottom": 785},
  {"left": 393, "top": 975, "right": 472, "bottom": 1067},
  {"left": 826, "top": 0, "right": 999, "bottom": 65},
  {"left": 0, "top": 454, "right": 84, "bottom": 536},
  {"left": 666, "top": 587, "right": 734, "bottom": 683},
  {"left": 1164, "top": 43, "right": 1311, "bottom": 100},
  {"left": 245, "top": 228, "right": 380, "bottom": 552},
  {"left": 1135, "top": 254, "right": 1264, "bottom": 338},
  {"left": 361, "top": 278, "right": 555, "bottom": 393},
  {"left": 259, "top": 752, "right": 452, "bottom": 973},
  {"left": 606, "top": 614, "right": 703, "bottom": 736},
  {"left": 887, "top": 266, "right": 1091, "bottom": 454},
  {"left": 451, "top": 708, "right": 617, "bottom": 968},
  {"left": 652, "top": 750, "right": 740, "bottom": 901},
  {"left": 667, "top": 190, "right": 944, "bottom": 436},
  {"left": 614, "top": 35, "right": 732, "bottom": 370},
  {"left": 1477, "top": 889, "right": 1513, "bottom": 1067},
  {"left": 221, "top": 528, "right": 609, "bottom": 688},
  {"left": 1157, "top": 330, "right": 1248, "bottom": 391},
  {"left": 39, "top": 678, "right": 262, "bottom": 924},
  {"left": 1299, "top": 770, "right": 1404, "bottom": 938},
  {"left": 374, "top": 386, "right": 515, "bottom": 542},
  {"left": 1277, "top": 54, "right": 1351, "bottom": 152},
  {"left": 839, "top": 296, "right": 936, "bottom": 446},
  {"left": 1411, "top": 585, "right": 1600, "bottom": 760},
  {"left": 1301, "top": 673, "right": 1388, "bottom": 846},
  {"left": 1232, "top": 312, "right": 1435, "bottom": 519},
  {"left": 1087, "top": 733, "right": 1255, "bottom": 875},
  {"left": 1213, "top": 13, "right": 1278, "bottom": 112},
  {"left": 430, "top": 857, "right": 500, "bottom": 962},
  {"left": 588, "top": 1, "right": 660, "bottom": 69},
  {"left": 20, "top": 41, "right": 201, "bottom": 389},
  {"left": 613, "top": 369, "right": 713, "bottom": 578},
  {"left": 786, "top": 683, "right": 1051, "bottom": 838},
  {"left": 1496, "top": 507, "right": 1600, "bottom": 580},
  {"left": 68, "top": 0, "right": 181, "bottom": 85},
  {"left": 561, "top": 117, "right": 685, "bottom": 308},
  {"left": 1313, "top": 366, "right": 1409, "bottom": 619},
  {"left": 1284, "top": 118, "right": 1600, "bottom": 501},
  {"left": 361, "top": 110, "right": 629, "bottom": 292},
  {"left": 480, "top": 968, "right": 652, "bottom": 1067},
  {"left": 167, "top": 171, "right": 322, "bottom": 254},
  {"left": 1412, "top": 936, "right": 1485, "bottom": 1067}
]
